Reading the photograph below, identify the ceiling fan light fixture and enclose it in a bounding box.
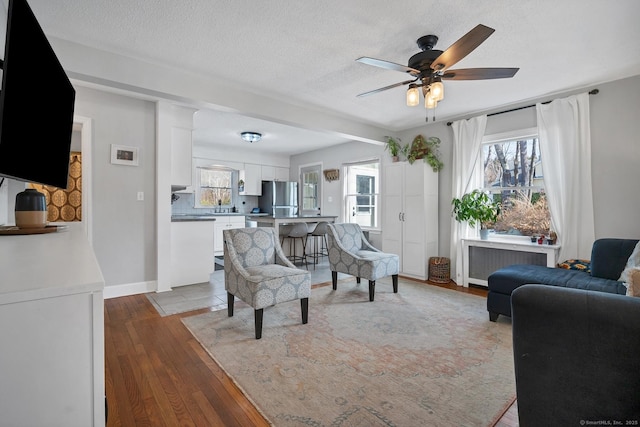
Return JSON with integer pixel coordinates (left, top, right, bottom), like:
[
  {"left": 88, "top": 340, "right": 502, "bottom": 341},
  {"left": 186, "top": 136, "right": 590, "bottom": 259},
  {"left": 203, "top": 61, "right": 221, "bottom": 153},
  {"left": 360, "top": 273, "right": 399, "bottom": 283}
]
[
  {"left": 406, "top": 84, "right": 420, "bottom": 107},
  {"left": 430, "top": 79, "right": 445, "bottom": 101},
  {"left": 241, "top": 131, "right": 262, "bottom": 143},
  {"left": 425, "top": 91, "right": 438, "bottom": 109}
]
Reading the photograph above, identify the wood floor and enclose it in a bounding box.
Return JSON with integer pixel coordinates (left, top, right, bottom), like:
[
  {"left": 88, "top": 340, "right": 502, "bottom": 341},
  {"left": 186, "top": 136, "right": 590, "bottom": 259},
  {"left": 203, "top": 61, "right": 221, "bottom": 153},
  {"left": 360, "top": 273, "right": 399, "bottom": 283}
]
[{"left": 105, "top": 279, "right": 518, "bottom": 426}]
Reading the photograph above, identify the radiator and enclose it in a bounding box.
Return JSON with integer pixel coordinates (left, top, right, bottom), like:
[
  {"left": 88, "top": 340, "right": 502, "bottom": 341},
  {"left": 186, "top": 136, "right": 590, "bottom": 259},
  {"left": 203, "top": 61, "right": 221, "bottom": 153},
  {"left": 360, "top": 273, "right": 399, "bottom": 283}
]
[{"left": 468, "top": 246, "right": 547, "bottom": 283}]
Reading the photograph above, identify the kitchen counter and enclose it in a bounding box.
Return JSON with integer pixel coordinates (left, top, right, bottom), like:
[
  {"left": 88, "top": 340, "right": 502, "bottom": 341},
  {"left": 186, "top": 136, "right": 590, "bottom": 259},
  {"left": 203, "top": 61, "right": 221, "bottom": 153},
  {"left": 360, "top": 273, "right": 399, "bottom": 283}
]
[{"left": 246, "top": 214, "right": 338, "bottom": 235}]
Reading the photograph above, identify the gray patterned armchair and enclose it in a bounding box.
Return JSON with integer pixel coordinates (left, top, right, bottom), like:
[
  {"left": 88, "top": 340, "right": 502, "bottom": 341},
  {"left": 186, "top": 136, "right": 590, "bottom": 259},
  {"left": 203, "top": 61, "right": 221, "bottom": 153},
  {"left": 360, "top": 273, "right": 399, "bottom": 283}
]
[
  {"left": 326, "top": 223, "right": 399, "bottom": 301},
  {"left": 223, "top": 227, "right": 311, "bottom": 339}
]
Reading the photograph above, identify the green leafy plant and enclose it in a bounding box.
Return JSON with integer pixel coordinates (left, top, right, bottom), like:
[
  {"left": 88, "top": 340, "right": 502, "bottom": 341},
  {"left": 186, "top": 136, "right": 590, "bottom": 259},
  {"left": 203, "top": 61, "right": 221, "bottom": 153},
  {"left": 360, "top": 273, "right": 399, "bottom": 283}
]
[
  {"left": 406, "top": 135, "right": 444, "bottom": 172},
  {"left": 451, "top": 189, "right": 501, "bottom": 229},
  {"left": 384, "top": 136, "right": 403, "bottom": 158}
]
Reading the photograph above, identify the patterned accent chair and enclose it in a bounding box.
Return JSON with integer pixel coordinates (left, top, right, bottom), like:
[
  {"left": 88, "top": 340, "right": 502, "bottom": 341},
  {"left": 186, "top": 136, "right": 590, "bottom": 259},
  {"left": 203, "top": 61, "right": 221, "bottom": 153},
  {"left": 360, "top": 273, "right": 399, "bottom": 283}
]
[
  {"left": 326, "top": 223, "right": 399, "bottom": 301},
  {"left": 223, "top": 227, "right": 311, "bottom": 339}
]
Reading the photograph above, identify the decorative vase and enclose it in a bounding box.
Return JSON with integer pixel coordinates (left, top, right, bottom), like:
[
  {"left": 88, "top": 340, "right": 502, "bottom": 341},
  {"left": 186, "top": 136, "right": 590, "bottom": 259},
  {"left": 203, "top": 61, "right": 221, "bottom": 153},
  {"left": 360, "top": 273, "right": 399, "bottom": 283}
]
[
  {"left": 15, "top": 188, "right": 47, "bottom": 229},
  {"left": 479, "top": 228, "right": 490, "bottom": 240}
]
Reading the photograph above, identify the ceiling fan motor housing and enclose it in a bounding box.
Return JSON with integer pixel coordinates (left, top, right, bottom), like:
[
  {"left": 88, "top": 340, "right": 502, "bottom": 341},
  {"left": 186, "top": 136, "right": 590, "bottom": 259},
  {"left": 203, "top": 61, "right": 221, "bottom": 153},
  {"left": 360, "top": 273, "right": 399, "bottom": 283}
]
[{"left": 408, "top": 50, "right": 443, "bottom": 73}]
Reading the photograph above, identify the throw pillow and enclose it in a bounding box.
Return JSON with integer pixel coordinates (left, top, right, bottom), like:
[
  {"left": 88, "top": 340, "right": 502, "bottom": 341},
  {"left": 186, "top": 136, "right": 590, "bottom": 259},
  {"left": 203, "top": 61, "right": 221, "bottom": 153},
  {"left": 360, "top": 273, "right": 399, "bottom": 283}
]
[
  {"left": 557, "top": 259, "right": 591, "bottom": 273},
  {"left": 625, "top": 267, "right": 640, "bottom": 297},
  {"left": 619, "top": 241, "right": 640, "bottom": 283}
]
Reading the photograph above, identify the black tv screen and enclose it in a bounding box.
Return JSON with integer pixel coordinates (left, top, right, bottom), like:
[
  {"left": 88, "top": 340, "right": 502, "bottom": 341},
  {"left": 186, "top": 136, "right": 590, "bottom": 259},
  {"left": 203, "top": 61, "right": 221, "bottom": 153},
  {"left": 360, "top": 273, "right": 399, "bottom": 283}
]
[{"left": 0, "top": 0, "right": 76, "bottom": 189}]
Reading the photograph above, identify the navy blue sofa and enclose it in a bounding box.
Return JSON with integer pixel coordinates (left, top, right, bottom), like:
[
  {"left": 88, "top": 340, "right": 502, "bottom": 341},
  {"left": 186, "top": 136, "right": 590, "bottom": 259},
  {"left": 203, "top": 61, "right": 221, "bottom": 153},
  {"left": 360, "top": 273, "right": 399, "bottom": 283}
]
[
  {"left": 511, "top": 284, "right": 640, "bottom": 425},
  {"left": 487, "top": 238, "right": 638, "bottom": 321}
]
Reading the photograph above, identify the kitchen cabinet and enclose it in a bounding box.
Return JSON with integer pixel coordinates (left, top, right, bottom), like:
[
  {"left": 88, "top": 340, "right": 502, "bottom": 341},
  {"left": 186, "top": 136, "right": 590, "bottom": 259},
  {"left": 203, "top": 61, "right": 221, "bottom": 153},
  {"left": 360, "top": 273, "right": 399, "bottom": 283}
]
[
  {"left": 171, "top": 220, "right": 216, "bottom": 287},
  {"left": 0, "top": 225, "right": 105, "bottom": 426},
  {"left": 213, "top": 215, "right": 246, "bottom": 255},
  {"left": 240, "top": 163, "right": 262, "bottom": 195},
  {"left": 170, "top": 125, "right": 193, "bottom": 189},
  {"left": 382, "top": 162, "right": 438, "bottom": 280},
  {"left": 261, "top": 165, "right": 289, "bottom": 181}
]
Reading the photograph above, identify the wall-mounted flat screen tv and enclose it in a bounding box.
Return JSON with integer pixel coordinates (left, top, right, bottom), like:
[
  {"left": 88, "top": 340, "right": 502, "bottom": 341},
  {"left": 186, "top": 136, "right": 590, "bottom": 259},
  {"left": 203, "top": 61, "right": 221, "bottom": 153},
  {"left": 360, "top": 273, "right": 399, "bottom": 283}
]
[{"left": 0, "top": 0, "right": 76, "bottom": 189}]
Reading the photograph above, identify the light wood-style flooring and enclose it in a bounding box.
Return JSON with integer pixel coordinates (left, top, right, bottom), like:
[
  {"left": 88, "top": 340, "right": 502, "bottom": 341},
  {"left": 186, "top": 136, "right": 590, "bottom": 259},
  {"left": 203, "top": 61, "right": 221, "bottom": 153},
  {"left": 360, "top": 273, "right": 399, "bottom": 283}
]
[{"left": 105, "top": 279, "right": 518, "bottom": 426}]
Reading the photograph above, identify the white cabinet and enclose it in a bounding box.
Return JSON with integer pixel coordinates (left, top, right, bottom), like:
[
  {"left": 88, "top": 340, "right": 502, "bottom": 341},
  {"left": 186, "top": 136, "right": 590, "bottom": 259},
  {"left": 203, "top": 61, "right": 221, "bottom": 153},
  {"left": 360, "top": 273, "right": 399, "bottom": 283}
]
[
  {"left": 213, "top": 216, "right": 246, "bottom": 255},
  {"left": 0, "top": 225, "right": 105, "bottom": 426},
  {"left": 171, "top": 127, "right": 192, "bottom": 187},
  {"left": 382, "top": 162, "right": 438, "bottom": 280},
  {"left": 171, "top": 221, "right": 216, "bottom": 287},
  {"left": 261, "top": 165, "right": 289, "bottom": 181},
  {"left": 240, "top": 163, "right": 262, "bottom": 195}
]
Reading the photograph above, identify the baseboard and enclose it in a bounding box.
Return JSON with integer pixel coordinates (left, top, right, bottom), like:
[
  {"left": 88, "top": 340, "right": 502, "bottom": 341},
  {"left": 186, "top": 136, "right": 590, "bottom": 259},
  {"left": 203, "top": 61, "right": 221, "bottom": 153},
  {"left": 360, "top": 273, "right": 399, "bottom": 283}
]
[{"left": 104, "top": 280, "right": 157, "bottom": 299}]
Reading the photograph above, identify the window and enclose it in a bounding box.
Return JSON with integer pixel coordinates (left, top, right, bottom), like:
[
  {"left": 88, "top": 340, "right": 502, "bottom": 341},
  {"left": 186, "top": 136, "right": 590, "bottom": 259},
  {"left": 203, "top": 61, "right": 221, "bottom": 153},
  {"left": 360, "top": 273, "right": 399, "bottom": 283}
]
[
  {"left": 344, "top": 160, "right": 379, "bottom": 229},
  {"left": 481, "top": 131, "right": 550, "bottom": 236},
  {"left": 195, "top": 167, "right": 233, "bottom": 208},
  {"left": 300, "top": 164, "right": 321, "bottom": 215}
]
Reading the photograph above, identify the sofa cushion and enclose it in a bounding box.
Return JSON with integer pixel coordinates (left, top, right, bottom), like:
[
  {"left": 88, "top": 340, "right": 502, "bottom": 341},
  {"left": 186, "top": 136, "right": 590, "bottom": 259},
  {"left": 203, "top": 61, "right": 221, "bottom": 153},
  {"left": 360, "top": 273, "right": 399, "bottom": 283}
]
[
  {"left": 590, "top": 238, "right": 639, "bottom": 280},
  {"left": 488, "top": 264, "right": 627, "bottom": 295}
]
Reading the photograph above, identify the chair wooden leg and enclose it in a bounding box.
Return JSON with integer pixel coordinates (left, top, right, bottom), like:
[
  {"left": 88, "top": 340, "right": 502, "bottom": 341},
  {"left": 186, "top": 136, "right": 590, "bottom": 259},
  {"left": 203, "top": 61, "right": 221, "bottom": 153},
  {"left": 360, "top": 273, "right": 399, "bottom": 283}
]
[
  {"left": 392, "top": 274, "right": 398, "bottom": 293},
  {"left": 255, "top": 308, "right": 264, "bottom": 340},
  {"left": 301, "top": 298, "right": 309, "bottom": 324},
  {"left": 368, "top": 280, "right": 375, "bottom": 301},
  {"left": 227, "top": 292, "right": 234, "bottom": 317},
  {"left": 356, "top": 277, "right": 361, "bottom": 284},
  {"left": 332, "top": 271, "right": 338, "bottom": 290}
]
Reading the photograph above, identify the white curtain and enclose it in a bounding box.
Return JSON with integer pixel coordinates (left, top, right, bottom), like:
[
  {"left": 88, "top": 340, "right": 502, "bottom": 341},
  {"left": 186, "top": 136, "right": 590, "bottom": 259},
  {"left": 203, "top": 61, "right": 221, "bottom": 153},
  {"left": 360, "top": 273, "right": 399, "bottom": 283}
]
[
  {"left": 450, "top": 115, "right": 487, "bottom": 285},
  {"left": 536, "top": 92, "right": 594, "bottom": 260}
]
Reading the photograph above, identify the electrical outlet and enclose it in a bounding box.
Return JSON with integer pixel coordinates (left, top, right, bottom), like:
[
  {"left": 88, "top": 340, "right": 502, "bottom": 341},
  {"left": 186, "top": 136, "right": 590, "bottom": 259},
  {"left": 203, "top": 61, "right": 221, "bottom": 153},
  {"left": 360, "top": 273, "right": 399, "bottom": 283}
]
[{"left": 137, "top": 191, "right": 144, "bottom": 201}]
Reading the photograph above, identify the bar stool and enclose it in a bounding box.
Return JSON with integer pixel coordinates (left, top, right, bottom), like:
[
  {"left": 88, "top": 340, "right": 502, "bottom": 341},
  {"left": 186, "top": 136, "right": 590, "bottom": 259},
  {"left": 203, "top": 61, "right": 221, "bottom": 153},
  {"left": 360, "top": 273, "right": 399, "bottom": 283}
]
[
  {"left": 307, "top": 221, "right": 329, "bottom": 268},
  {"left": 283, "top": 223, "right": 309, "bottom": 269}
]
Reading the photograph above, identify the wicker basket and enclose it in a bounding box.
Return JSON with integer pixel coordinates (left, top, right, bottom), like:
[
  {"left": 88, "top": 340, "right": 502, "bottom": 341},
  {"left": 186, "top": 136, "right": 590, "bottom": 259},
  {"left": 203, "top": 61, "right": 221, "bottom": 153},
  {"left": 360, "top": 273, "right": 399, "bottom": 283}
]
[{"left": 428, "top": 257, "right": 451, "bottom": 284}]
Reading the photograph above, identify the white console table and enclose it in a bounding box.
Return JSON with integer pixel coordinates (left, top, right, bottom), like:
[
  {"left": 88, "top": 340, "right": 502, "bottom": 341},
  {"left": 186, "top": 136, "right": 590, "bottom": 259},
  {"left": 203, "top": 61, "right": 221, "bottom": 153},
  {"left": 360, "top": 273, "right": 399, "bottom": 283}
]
[
  {"left": 462, "top": 237, "right": 561, "bottom": 287},
  {"left": 0, "top": 224, "right": 105, "bottom": 426}
]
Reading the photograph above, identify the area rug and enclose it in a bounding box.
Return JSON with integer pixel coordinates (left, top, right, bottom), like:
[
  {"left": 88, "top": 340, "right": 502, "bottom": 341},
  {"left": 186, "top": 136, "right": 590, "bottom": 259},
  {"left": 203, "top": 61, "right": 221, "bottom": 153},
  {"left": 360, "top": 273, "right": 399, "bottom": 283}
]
[{"left": 182, "top": 278, "right": 515, "bottom": 427}]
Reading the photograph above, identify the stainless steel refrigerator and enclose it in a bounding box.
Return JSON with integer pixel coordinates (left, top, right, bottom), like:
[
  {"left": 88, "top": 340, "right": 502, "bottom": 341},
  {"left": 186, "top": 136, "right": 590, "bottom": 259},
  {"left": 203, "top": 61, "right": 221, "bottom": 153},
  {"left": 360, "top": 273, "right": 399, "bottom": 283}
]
[{"left": 259, "top": 181, "right": 298, "bottom": 217}]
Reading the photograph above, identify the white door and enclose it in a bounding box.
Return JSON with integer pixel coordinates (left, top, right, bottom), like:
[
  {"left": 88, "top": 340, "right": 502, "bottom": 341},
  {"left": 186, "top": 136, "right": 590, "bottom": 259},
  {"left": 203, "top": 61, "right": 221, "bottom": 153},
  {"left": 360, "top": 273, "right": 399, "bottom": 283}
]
[
  {"left": 382, "top": 163, "right": 404, "bottom": 267},
  {"left": 300, "top": 164, "right": 322, "bottom": 216}
]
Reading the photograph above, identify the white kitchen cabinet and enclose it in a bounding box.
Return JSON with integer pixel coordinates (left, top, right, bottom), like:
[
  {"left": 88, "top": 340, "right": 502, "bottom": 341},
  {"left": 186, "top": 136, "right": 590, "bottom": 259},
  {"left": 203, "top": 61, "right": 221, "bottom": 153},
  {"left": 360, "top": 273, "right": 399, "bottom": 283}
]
[
  {"left": 170, "top": 125, "right": 193, "bottom": 188},
  {"left": 0, "top": 225, "right": 105, "bottom": 427},
  {"left": 261, "top": 165, "right": 289, "bottom": 182},
  {"left": 171, "top": 220, "right": 216, "bottom": 287},
  {"left": 382, "top": 162, "right": 438, "bottom": 280},
  {"left": 213, "top": 216, "right": 246, "bottom": 255},
  {"left": 240, "top": 163, "right": 262, "bottom": 195}
]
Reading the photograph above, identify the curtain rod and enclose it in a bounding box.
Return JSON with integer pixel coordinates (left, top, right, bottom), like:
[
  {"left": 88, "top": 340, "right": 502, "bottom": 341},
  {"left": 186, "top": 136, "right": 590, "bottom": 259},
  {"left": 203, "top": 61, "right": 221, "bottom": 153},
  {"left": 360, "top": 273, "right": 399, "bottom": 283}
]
[{"left": 446, "top": 89, "right": 599, "bottom": 126}]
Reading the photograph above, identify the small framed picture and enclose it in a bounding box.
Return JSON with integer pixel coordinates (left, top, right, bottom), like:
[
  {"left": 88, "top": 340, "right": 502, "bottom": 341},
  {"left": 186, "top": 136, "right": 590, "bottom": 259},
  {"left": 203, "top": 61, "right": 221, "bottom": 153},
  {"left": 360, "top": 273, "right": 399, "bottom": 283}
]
[{"left": 111, "top": 144, "right": 139, "bottom": 166}]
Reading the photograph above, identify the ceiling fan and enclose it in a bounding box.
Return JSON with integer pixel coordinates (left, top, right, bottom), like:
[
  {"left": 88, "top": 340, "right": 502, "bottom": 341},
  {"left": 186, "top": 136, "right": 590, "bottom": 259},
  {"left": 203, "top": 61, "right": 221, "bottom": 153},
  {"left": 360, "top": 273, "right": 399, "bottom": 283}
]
[{"left": 356, "top": 24, "right": 519, "bottom": 120}]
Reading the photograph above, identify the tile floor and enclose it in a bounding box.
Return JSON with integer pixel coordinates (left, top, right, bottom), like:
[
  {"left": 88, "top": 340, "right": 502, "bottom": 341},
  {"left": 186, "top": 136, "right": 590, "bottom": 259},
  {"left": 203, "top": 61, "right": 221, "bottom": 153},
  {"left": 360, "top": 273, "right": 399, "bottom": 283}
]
[{"left": 146, "top": 258, "right": 343, "bottom": 316}]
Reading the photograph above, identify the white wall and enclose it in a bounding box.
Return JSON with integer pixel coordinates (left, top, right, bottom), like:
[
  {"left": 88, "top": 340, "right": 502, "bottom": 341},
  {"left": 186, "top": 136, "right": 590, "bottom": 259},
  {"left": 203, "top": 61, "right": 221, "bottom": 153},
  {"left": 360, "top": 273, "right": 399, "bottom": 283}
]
[{"left": 73, "top": 86, "right": 157, "bottom": 289}]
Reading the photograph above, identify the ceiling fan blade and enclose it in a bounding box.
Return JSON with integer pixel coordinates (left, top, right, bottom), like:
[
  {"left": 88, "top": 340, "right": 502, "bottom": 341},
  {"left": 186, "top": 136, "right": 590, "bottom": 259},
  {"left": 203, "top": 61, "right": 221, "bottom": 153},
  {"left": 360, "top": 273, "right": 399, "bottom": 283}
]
[
  {"left": 441, "top": 68, "right": 519, "bottom": 80},
  {"left": 356, "top": 57, "right": 420, "bottom": 76},
  {"left": 357, "top": 79, "right": 417, "bottom": 97},
  {"left": 430, "top": 24, "right": 495, "bottom": 72}
]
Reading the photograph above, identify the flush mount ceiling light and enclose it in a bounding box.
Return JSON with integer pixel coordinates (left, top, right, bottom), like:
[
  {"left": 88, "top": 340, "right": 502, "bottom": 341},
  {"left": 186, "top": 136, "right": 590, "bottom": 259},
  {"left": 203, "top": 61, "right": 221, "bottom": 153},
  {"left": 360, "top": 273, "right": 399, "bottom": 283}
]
[{"left": 241, "top": 131, "right": 262, "bottom": 143}]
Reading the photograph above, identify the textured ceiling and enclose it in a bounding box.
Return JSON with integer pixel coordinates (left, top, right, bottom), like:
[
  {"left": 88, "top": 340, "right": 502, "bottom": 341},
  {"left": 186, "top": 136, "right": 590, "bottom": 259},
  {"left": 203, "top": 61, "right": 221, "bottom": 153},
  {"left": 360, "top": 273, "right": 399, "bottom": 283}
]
[{"left": 21, "top": 0, "right": 640, "bottom": 153}]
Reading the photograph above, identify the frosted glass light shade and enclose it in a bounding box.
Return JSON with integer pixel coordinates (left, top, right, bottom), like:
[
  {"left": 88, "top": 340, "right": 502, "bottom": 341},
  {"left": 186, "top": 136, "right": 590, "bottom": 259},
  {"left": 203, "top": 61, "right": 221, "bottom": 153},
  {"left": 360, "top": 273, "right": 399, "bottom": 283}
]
[{"left": 406, "top": 84, "right": 420, "bottom": 107}]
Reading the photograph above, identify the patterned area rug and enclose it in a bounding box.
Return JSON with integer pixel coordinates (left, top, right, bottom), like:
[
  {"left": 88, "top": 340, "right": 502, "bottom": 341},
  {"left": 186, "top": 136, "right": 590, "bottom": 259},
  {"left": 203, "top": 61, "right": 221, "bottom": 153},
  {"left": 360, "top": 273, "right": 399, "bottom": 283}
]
[{"left": 182, "top": 278, "right": 515, "bottom": 427}]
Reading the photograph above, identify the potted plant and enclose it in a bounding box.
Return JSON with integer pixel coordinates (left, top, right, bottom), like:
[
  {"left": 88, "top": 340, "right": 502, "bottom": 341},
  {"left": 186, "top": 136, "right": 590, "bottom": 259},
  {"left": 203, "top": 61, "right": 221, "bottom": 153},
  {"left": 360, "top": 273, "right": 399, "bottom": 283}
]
[
  {"left": 384, "top": 136, "right": 403, "bottom": 162},
  {"left": 406, "top": 135, "right": 444, "bottom": 172},
  {"left": 451, "top": 189, "right": 501, "bottom": 240}
]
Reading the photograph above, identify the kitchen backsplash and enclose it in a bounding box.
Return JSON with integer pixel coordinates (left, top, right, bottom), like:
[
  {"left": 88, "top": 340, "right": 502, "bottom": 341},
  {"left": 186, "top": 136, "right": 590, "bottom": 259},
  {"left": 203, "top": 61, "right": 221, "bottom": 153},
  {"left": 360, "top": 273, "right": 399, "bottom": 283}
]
[{"left": 171, "top": 193, "right": 259, "bottom": 216}]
